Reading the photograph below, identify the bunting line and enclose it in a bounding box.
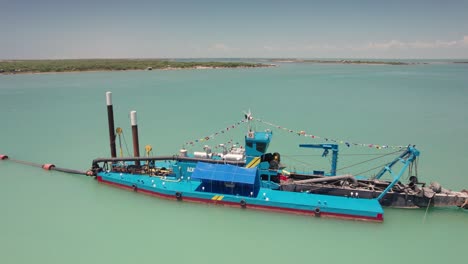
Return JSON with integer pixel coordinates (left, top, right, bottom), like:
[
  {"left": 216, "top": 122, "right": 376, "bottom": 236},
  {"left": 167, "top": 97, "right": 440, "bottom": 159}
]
[
  {"left": 182, "top": 116, "right": 407, "bottom": 150},
  {"left": 183, "top": 119, "right": 247, "bottom": 147},
  {"left": 255, "top": 118, "right": 406, "bottom": 150}
]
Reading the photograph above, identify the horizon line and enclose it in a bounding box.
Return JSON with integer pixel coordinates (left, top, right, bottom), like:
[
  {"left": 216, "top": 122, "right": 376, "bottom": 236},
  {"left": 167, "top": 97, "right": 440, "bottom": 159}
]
[{"left": 1, "top": 57, "right": 468, "bottom": 61}]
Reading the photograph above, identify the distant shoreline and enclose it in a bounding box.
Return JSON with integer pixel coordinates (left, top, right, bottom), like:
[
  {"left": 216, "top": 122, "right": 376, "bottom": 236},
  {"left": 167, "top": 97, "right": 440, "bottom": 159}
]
[
  {"left": 2, "top": 58, "right": 465, "bottom": 75},
  {"left": 0, "top": 59, "right": 275, "bottom": 75},
  {"left": 268, "top": 59, "right": 425, "bottom": 65}
]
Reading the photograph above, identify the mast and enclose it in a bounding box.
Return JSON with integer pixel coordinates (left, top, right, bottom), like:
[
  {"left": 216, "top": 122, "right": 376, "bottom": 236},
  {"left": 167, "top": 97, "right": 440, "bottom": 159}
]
[{"left": 244, "top": 109, "right": 253, "bottom": 133}]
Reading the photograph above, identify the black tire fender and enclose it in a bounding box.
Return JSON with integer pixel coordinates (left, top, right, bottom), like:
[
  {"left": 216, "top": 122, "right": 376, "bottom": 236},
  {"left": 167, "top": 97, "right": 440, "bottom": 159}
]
[
  {"left": 240, "top": 199, "right": 247, "bottom": 208},
  {"left": 314, "top": 207, "right": 321, "bottom": 217}
]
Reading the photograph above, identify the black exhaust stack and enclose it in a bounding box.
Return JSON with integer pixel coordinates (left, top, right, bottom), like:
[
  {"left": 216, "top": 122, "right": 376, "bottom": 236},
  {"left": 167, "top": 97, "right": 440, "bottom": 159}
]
[
  {"left": 106, "top": 92, "right": 117, "bottom": 158},
  {"left": 130, "top": 110, "right": 141, "bottom": 167}
]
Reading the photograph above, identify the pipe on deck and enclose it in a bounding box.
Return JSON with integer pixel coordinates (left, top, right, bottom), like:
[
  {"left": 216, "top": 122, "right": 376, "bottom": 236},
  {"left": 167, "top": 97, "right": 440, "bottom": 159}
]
[{"left": 285, "top": 174, "right": 357, "bottom": 185}]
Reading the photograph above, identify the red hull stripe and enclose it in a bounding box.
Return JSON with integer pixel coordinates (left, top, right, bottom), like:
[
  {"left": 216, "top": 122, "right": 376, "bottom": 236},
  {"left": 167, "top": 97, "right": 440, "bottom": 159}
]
[{"left": 96, "top": 176, "right": 383, "bottom": 222}]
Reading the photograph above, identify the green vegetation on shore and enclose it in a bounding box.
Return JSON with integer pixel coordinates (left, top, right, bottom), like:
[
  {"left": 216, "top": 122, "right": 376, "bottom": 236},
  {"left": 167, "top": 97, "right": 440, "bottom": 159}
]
[{"left": 0, "top": 59, "right": 271, "bottom": 74}]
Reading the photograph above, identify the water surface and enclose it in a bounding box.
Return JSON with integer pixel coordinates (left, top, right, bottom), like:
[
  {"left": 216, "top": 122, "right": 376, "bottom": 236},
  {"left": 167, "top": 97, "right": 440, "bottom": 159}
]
[{"left": 1, "top": 62, "right": 467, "bottom": 264}]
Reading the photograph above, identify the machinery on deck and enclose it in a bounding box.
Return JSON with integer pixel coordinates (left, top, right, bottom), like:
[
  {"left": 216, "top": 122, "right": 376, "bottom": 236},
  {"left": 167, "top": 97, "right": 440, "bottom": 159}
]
[{"left": 280, "top": 144, "right": 468, "bottom": 209}]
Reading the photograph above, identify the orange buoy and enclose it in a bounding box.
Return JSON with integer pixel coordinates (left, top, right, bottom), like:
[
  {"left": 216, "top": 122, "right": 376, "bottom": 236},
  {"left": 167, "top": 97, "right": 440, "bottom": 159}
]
[
  {"left": 42, "top": 164, "right": 55, "bottom": 170},
  {"left": 0, "top": 154, "right": 8, "bottom": 160}
]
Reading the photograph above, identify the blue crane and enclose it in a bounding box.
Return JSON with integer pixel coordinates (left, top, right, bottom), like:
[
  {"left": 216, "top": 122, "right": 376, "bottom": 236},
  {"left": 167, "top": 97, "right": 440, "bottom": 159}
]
[{"left": 299, "top": 144, "right": 338, "bottom": 176}]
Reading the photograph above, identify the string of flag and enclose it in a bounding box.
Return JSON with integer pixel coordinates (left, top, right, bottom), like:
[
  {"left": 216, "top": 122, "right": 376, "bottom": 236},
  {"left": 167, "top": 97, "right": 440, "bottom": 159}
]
[
  {"left": 183, "top": 119, "right": 247, "bottom": 147},
  {"left": 255, "top": 118, "right": 406, "bottom": 150}
]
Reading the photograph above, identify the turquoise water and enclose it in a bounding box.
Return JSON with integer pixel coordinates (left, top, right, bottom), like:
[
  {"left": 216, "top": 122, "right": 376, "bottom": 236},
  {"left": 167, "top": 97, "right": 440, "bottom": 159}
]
[{"left": 1, "top": 62, "right": 467, "bottom": 264}]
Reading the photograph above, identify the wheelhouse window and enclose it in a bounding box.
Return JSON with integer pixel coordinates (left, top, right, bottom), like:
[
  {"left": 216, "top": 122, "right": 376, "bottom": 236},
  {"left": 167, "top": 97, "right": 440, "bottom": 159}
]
[{"left": 256, "top": 142, "right": 266, "bottom": 152}]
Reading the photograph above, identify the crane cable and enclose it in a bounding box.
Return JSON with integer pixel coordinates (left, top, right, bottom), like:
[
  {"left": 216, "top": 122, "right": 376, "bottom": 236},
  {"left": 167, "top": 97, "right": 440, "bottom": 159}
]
[{"left": 336, "top": 149, "right": 403, "bottom": 172}]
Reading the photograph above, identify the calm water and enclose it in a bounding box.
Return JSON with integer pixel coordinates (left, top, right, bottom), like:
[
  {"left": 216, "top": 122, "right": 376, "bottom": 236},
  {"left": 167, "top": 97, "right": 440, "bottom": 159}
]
[{"left": 1, "top": 62, "right": 467, "bottom": 264}]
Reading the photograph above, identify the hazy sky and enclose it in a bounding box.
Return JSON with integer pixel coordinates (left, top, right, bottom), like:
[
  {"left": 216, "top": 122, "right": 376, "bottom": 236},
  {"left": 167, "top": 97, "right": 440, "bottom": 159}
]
[{"left": 1, "top": 0, "right": 468, "bottom": 59}]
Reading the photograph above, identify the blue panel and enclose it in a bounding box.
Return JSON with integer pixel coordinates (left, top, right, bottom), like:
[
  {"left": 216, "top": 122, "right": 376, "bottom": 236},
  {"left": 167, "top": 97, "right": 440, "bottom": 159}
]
[{"left": 191, "top": 162, "right": 257, "bottom": 184}]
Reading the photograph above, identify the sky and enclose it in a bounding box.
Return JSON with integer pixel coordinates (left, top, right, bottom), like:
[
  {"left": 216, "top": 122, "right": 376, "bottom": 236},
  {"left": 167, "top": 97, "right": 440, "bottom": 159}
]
[{"left": 1, "top": 0, "right": 468, "bottom": 59}]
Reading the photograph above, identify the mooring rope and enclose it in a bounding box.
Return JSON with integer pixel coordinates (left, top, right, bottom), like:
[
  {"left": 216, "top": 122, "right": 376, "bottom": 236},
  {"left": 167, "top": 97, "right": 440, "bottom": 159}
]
[{"left": 423, "top": 197, "right": 432, "bottom": 224}]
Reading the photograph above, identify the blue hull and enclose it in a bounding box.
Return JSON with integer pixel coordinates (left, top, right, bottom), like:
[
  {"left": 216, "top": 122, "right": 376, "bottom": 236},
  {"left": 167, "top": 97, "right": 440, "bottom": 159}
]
[{"left": 97, "top": 171, "right": 384, "bottom": 222}]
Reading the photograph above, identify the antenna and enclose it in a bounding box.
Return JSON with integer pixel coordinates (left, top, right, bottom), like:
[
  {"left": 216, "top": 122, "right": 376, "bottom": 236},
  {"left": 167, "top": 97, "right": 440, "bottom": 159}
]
[{"left": 243, "top": 109, "right": 253, "bottom": 132}]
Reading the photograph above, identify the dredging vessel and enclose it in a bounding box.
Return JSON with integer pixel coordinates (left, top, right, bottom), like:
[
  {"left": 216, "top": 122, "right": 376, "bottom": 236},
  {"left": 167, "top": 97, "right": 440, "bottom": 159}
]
[
  {"left": 89, "top": 93, "right": 385, "bottom": 221},
  {"left": 2, "top": 92, "right": 467, "bottom": 222}
]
